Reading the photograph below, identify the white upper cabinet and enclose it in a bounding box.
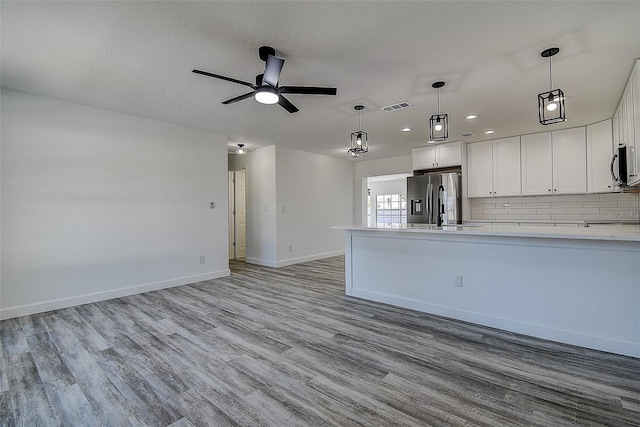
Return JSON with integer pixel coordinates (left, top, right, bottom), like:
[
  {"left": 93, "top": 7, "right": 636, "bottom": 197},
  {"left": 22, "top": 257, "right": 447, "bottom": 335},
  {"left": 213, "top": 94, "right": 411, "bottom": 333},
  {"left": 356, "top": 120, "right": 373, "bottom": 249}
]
[
  {"left": 614, "top": 59, "right": 640, "bottom": 186},
  {"left": 466, "top": 140, "right": 493, "bottom": 197},
  {"left": 521, "top": 129, "right": 586, "bottom": 196},
  {"left": 552, "top": 127, "right": 587, "bottom": 194},
  {"left": 436, "top": 141, "right": 462, "bottom": 167},
  {"left": 586, "top": 120, "right": 614, "bottom": 193},
  {"left": 521, "top": 132, "right": 553, "bottom": 195},
  {"left": 624, "top": 78, "right": 636, "bottom": 181},
  {"left": 467, "top": 137, "right": 521, "bottom": 198},
  {"left": 493, "top": 137, "right": 522, "bottom": 196},
  {"left": 631, "top": 60, "right": 640, "bottom": 185},
  {"left": 412, "top": 141, "right": 461, "bottom": 170}
]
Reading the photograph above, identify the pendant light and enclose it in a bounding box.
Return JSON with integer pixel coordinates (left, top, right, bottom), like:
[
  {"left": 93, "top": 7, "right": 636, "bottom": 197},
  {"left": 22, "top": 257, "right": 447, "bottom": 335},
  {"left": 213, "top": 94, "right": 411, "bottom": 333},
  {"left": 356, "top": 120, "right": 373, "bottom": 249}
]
[
  {"left": 429, "top": 81, "right": 448, "bottom": 141},
  {"left": 348, "top": 105, "right": 368, "bottom": 158},
  {"left": 236, "top": 143, "right": 246, "bottom": 155},
  {"left": 538, "top": 47, "right": 566, "bottom": 125}
]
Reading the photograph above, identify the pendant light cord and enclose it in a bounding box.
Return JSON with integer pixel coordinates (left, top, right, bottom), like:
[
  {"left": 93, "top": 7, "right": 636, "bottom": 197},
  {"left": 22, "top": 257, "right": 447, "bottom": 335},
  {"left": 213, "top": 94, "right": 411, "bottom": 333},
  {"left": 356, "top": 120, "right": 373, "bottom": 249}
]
[
  {"left": 548, "top": 56, "right": 553, "bottom": 91},
  {"left": 437, "top": 88, "right": 441, "bottom": 115}
]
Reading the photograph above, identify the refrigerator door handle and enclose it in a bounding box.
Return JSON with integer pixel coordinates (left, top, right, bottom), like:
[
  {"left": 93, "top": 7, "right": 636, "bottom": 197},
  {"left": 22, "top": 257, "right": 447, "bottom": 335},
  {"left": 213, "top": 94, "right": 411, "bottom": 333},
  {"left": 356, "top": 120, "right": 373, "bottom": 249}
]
[{"left": 426, "top": 184, "right": 432, "bottom": 224}]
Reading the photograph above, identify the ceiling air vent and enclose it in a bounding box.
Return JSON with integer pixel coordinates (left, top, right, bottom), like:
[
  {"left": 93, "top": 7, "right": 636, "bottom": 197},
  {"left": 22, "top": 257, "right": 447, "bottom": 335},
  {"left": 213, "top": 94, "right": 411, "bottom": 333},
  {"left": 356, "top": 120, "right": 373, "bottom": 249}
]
[
  {"left": 461, "top": 132, "right": 475, "bottom": 137},
  {"left": 380, "top": 101, "right": 412, "bottom": 112}
]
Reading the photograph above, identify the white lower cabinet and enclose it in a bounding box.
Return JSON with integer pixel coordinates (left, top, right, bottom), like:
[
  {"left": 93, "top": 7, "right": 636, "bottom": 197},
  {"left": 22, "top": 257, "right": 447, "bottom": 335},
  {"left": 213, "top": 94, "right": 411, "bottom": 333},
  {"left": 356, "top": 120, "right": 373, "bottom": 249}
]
[
  {"left": 521, "top": 128, "right": 586, "bottom": 196},
  {"left": 586, "top": 119, "right": 614, "bottom": 193},
  {"left": 467, "top": 137, "right": 521, "bottom": 197}
]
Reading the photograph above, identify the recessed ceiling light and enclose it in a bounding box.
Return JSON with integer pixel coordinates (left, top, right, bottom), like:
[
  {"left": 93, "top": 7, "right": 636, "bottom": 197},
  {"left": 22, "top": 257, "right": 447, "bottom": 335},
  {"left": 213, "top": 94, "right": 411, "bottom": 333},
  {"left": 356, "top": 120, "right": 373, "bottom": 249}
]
[
  {"left": 466, "top": 114, "right": 478, "bottom": 120},
  {"left": 401, "top": 127, "right": 412, "bottom": 132},
  {"left": 484, "top": 130, "right": 495, "bottom": 134}
]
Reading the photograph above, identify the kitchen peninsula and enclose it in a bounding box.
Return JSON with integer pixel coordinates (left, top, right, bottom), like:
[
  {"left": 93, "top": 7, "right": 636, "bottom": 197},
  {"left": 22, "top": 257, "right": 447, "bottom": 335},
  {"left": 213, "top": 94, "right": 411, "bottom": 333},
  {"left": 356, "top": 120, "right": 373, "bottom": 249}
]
[{"left": 335, "top": 224, "right": 640, "bottom": 358}]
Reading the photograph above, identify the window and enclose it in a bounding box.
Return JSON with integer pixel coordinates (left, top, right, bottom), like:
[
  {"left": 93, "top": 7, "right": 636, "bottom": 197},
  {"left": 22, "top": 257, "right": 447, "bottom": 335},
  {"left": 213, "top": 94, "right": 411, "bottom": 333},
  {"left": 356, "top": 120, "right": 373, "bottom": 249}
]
[{"left": 376, "top": 194, "right": 407, "bottom": 228}]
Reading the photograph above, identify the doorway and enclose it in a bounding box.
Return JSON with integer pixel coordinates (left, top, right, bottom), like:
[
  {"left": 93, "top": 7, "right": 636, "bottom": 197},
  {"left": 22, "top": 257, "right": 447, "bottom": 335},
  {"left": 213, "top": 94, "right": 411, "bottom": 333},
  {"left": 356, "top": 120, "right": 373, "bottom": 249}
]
[
  {"left": 228, "top": 170, "right": 246, "bottom": 259},
  {"left": 366, "top": 173, "right": 411, "bottom": 228}
]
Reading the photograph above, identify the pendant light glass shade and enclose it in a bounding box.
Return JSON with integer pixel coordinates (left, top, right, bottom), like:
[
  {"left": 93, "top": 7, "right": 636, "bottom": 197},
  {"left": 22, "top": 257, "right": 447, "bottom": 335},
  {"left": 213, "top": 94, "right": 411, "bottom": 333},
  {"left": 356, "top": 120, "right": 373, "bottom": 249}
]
[
  {"left": 429, "top": 81, "right": 448, "bottom": 141},
  {"left": 348, "top": 105, "right": 368, "bottom": 158},
  {"left": 538, "top": 47, "right": 566, "bottom": 125},
  {"left": 236, "top": 143, "right": 246, "bottom": 154}
]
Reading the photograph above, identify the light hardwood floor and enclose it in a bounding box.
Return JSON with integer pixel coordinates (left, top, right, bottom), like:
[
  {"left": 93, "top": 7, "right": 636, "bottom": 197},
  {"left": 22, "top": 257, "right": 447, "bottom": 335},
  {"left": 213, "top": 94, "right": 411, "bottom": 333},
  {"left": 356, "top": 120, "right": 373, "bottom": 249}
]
[{"left": 2, "top": 256, "right": 640, "bottom": 426}]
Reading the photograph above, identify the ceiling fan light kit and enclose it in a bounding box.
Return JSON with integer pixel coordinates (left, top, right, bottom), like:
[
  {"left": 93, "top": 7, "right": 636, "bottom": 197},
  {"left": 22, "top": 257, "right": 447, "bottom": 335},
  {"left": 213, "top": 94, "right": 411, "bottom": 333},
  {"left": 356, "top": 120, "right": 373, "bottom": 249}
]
[
  {"left": 429, "top": 81, "right": 449, "bottom": 141},
  {"left": 348, "top": 105, "right": 368, "bottom": 158},
  {"left": 192, "top": 46, "right": 337, "bottom": 114},
  {"left": 254, "top": 86, "right": 279, "bottom": 104},
  {"left": 538, "top": 47, "right": 566, "bottom": 125}
]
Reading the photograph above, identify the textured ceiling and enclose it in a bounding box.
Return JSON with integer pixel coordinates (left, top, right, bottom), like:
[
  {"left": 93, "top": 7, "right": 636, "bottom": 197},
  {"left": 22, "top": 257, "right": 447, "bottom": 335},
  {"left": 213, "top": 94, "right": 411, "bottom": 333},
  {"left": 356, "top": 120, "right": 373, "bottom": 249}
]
[{"left": 2, "top": 1, "right": 639, "bottom": 160}]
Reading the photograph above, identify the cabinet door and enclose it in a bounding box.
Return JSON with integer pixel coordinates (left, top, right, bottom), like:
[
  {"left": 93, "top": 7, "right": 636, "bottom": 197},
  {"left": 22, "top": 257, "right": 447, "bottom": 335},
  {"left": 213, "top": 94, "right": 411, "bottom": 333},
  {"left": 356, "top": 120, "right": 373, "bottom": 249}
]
[
  {"left": 586, "top": 120, "right": 614, "bottom": 193},
  {"left": 493, "top": 136, "right": 521, "bottom": 196},
  {"left": 521, "top": 132, "right": 553, "bottom": 195},
  {"left": 436, "top": 141, "right": 462, "bottom": 167},
  {"left": 624, "top": 82, "right": 637, "bottom": 181},
  {"left": 552, "top": 127, "right": 587, "bottom": 194},
  {"left": 612, "top": 108, "right": 620, "bottom": 148},
  {"left": 466, "top": 140, "right": 493, "bottom": 197},
  {"left": 630, "top": 66, "right": 640, "bottom": 186},
  {"left": 412, "top": 146, "right": 437, "bottom": 170}
]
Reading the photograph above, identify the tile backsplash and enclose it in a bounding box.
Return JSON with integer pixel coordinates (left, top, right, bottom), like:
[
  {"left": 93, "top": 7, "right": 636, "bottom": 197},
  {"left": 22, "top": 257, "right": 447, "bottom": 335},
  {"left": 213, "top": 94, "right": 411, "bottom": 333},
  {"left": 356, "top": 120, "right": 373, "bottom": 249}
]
[{"left": 470, "top": 192, "right": 640, "bottom": 222}]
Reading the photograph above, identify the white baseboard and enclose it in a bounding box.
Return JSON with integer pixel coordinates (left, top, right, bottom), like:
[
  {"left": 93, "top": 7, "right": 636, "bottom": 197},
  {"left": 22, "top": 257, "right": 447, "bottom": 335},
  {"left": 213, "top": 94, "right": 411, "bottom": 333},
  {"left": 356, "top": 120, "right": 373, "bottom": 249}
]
[
  {"left": 275, "top": 250, "right": 344, "bottom": 267},
  {"left": 245, "top": 257, "right": 278, "bottom": 267},
  {"left": 246, "top": 250, "right": 344, "bottom": 268},
  {"left": 351, "top": 288, "right": 640, "bottom": 359},
  {"left": 0, "top": 269, "right": 230, "bottom": 320}
]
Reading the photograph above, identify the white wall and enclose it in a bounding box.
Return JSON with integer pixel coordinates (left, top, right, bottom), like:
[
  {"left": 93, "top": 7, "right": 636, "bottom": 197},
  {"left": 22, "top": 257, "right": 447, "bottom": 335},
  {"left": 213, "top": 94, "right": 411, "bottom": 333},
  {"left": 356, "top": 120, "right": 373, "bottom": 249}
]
[
  {"left": 276, "top": 146, "right": 353, "bottom": 266},
  {"left": 245, "top": 146, "right": 277, "bottom": 266},
  {"left": 245, "top": 145, "right": 354, "bottom": 267},
  {"left": 1, "top": 89, "right": 230, "bottom": 319},
  {"left": 355, "top": 155, "right": 412, "bottom": 225}
]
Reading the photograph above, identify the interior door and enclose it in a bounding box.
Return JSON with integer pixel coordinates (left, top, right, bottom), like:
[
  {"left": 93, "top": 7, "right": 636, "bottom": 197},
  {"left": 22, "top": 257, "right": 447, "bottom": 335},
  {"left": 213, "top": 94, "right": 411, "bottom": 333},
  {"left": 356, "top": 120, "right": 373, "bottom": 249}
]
[
  {"left": 228, "top": 172, "right": 235, "bottom": 260},
  {"left": 235, "top": 170, "right": 246, "bottom": 258}
]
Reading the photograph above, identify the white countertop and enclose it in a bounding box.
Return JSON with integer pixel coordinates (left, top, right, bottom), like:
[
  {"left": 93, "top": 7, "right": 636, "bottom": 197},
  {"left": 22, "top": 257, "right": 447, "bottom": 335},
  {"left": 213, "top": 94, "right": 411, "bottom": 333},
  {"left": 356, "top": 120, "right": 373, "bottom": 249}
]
[{"left": 334, "top": 223, "right": 640, "bottom": 242}]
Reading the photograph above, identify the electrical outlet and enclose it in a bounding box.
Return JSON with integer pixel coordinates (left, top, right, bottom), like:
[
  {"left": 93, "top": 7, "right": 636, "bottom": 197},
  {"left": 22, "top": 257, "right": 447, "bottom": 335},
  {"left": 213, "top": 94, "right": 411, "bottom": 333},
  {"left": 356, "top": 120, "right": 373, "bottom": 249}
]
[
  {"left": 281, "top": 206, "right": 285, "bottom": 213},
  {"left": 454, "top": 276, "right": 463, "bottom": 287},
  {"left": 210, "top": 202, "right": 215, "bottom": 209},
  {"left": 288, "top": 245, "right": 293, "bottom": 253},
  {"left": 200, "top": 256, "right": 205, "bottom": 264},
  {"left": 263, "top": 205, "right": 269, "bottom": 212}
]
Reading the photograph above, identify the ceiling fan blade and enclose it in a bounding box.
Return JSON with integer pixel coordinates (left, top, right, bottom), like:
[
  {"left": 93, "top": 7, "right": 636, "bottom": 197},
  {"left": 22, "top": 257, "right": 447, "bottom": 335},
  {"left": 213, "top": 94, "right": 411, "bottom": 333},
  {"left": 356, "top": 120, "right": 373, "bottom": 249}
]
[
  {"left": 222, "top": 91, "right": 255, "bottom": 104},
  {"left": 280, "top": 86, "right": 337, "bottom": 96},
  {"left": 192, "top": 69, "right": 256, "bottom": 88},
  {"left": 263, "top": 54, "right": 285, "bottom": 87},
  {"left": 278, "top": 95, "right": 299, "bottom": 113}
]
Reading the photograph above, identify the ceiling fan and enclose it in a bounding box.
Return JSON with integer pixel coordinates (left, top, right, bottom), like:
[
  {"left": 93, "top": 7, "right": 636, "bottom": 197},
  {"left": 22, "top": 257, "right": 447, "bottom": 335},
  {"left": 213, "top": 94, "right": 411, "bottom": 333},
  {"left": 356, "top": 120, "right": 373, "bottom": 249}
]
[{"left": 192, "top": 46, "right": 337, "bottom": 113}]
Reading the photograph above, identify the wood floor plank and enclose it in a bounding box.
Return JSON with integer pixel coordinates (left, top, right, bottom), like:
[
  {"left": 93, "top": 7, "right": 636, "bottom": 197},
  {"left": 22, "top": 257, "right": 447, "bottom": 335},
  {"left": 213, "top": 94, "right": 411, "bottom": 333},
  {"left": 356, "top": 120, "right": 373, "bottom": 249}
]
[
  {"left": 45, "top": 383, "right": 101, "bottom": 426},
  {"left": 2, "top": 255, "right": 639, "bottom": 426},
  {"left": 59, "top": 348, "right": 145, "bottom": 427}
]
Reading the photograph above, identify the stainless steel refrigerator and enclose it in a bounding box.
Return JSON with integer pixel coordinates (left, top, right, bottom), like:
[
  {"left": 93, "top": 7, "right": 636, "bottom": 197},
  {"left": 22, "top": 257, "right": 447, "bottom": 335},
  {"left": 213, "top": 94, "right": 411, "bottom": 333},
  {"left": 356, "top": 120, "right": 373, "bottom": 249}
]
[{"left": 407, "top": 169, "right": 462, "bottom": 225}]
